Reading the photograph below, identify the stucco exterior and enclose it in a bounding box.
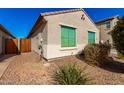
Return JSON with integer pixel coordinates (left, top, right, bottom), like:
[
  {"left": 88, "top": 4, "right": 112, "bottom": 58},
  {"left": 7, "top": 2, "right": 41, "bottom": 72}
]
[
  {"left": 30, "top": 23, "right": 48, "bottom": 58},
  {"left": 96, "top": 16, "right": 118, "bottom": 45},
  {"left": 0, "top": 25, "right": 14, "bottom": 55},
  {"left": 29, "top": 9, "right": 100, "bottom": 60},
  {"left": 0, "top": 31, "right": 2, "bottom": 54}
]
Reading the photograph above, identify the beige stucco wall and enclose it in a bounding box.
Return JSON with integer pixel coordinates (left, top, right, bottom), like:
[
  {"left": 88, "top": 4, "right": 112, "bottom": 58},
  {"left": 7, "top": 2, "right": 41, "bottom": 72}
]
[
  {"left": 97, "top": 18, "right": 118, "bottom": 45},
  {"left": 0, "top": 31, "right": 2, "bottom": 54},
  {"left": 30, "top": 23, "right": 47, "bottom": 58},
  {"left": 98, "top": 21, "right": 113, "bottom": 44},
  {"left": 43, "top": 10, "right": 99, "bottom": 59},
  {"left": 31, "top": 30, "right": 41, "bottom": 55}
]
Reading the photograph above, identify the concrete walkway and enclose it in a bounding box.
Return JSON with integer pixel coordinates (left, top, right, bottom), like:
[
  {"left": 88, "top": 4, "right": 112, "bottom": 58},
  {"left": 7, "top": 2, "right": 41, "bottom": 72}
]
[{"left": 0, "top": 55, "right": 14, "bottom": 78}]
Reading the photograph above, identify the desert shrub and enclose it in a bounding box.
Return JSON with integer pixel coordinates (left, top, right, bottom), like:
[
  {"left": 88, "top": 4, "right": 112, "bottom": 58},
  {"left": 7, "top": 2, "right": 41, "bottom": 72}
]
[
  {"left": 84, "top": 44, "right": 110, "bottom": 66},
  {"left": 54, "top": 63, "right": 90, "bottom": 85}
]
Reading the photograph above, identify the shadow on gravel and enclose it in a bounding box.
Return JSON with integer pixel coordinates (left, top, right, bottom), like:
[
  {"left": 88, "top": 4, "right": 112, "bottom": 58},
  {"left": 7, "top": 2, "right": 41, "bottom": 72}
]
[
  {"left": 0, "top": 54, "right": 18, "bottom": 62},
  {"left": 76, "top": 54, "right": 124, "bottom": 74},
  {"left": 100, "top": 57, "right": 124, "bottom": 74}
]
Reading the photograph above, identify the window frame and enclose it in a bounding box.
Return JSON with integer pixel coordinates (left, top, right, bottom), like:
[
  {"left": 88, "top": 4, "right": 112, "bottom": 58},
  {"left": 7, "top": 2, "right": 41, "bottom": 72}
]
[{"left": 105, "top": 21, "right": 111, "bottom": 29}]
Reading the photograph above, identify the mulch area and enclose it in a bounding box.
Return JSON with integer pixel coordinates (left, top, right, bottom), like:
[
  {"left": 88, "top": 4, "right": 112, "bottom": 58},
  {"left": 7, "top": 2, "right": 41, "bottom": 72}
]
[{"left": 0, "top": 52, "right": 124, "bottom": 84}]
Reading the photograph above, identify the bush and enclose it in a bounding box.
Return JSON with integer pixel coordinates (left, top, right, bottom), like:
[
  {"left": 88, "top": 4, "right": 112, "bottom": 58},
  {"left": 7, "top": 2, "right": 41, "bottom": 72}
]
[
  {"left": 84, "top": 44, "right": 110, "bottom": 66},
  {"left": 111, "top": 16, "right": 124, "bottom": 55},
  {"left": 54, "top": 63, "right": 90, "bottom": 85}
]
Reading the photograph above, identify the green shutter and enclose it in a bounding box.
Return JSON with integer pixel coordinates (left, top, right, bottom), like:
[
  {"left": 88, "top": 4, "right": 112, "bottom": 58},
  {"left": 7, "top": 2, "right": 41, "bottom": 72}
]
[
  {"left": 88, "top": 31, "right": 95, "bottom": 44},
  {"left": 68, "top": 28, "right": 76, "bottom": 47},
  {"left": 61, "top": 26, "right": 69, "bottom": 47},
  {"left": 61, "top": 26, "right": 76, "bottom": 47}
]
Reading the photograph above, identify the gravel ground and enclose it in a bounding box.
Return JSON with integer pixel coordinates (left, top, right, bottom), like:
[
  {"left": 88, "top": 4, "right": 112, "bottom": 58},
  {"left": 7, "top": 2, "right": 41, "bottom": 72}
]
[
  {"left": 48, "top": 55, "right": 124, "bottom": 85},
  {"left": 0, "top": 52, "right": 54, "bottom": 85},
  {"left": 0, "top": 52, "right": 124, "bottom": 85}
]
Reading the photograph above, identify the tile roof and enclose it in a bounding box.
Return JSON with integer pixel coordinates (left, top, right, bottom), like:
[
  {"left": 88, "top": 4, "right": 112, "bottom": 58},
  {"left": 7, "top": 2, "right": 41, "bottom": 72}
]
[
  {"left": 95, "top": 15, "right": 118, "bottom": 24},
  {"left": 41, "top": 8, "right": 82, "bottom": 16}
]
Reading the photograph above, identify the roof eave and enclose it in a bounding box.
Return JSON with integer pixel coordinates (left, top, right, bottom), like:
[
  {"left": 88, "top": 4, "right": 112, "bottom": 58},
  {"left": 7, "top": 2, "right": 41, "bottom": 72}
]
[
  {"left": 27, "top": 15, "right": 46, "bottom": 38},
  {"left": 41, "top": 8, "right": 82, "bottom": 16},
  {"left": 95, "top": 15, "right": 119, "bottom": 24},
  {"left": 0, "top": 24, "right": 15, "bottom": 38}
]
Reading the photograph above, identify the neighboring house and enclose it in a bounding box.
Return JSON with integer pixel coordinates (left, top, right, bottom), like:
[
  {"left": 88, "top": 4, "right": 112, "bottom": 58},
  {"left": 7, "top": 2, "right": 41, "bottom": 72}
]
[
  {"left": 0, "top": 24, "right": 15, "bottom": 55},
  {"left": 95, "top": 16, "right": 118, "bottom": 45},
  {"left": 28, "top": 9, "right": 99, "bottom": 60}
]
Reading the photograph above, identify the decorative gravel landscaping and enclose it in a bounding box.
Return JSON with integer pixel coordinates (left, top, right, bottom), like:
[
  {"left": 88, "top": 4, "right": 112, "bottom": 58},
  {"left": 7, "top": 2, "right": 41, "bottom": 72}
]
[
  {"left": 0, "top": 52, "right": 124, "bottom": 84},
  {"left": 0, "top": 52, "right": 54, "bottom": 85},
  {"left": 49, "top": 55, "right": 124, "bottom": 84}
]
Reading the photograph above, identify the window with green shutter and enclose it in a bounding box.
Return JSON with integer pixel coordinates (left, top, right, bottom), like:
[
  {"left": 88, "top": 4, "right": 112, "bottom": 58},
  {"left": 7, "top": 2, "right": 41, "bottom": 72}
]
[
  {"left": 88, "top": 31, "right": 95, "bottom": 44},
  {"left": 61, "top": 25, "right": 76, "bottom": 47}
]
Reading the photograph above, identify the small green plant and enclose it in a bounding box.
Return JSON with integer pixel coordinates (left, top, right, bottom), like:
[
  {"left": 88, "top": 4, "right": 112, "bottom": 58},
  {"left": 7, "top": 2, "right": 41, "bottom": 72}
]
[
  {"left": 117, "top": 52, "right": 124, "bottom": 59},
  {"left": 84, "top": 44, "right": 110, "bottom": 66},
  {"left": 54, "top": 63, "right": 90, "bottom": 85}
]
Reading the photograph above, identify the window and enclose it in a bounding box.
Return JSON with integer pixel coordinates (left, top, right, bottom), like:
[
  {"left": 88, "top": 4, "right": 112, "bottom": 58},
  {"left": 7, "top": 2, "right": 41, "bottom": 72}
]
[
  {"left": 97, "top": 25, "right": 101, "bottom": 30},
  {"left": 88, "top": 31, "right": 95, "bottom": 44},
  {"left": 105, "top": 21, "right": 111, "bottom": 29},
  {"left": 61, "top": 25, "right": 76, "bottom": 47}
]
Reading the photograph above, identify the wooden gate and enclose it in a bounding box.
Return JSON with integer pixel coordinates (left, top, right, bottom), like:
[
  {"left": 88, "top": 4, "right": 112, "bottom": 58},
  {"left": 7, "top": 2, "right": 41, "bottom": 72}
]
[
  {"left": 20, "top": 39, "right": 31, "bottom": 53},
  {"left": 5, "top": 39, "right": 18, "bottom": 54}
]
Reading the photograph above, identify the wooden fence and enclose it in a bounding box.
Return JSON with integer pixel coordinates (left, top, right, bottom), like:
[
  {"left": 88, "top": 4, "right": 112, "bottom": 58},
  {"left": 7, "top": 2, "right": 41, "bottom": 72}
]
[
  {"left": 5, "top": 38, "right": 31, "bottom": 54},
  {"left": 20, "top": 39, "right": 31, "bottom": 53},
  {"left": 5, "top": 39, "right": 18, "bottom": 54}
]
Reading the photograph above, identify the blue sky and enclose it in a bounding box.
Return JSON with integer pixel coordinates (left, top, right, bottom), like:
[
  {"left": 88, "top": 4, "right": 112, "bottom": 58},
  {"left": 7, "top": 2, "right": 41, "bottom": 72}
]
[{"left": 1, "top": 8, "right": 124, "bottom": 38}]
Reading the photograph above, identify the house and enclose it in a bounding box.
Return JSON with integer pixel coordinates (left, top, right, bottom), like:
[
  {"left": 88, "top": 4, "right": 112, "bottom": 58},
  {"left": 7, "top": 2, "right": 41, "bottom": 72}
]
[
  {"left": 95, "top": 16, "right": 118, "bottom": 45},
  {"left": 27, "top": 9, "right": 99, "bottom": 60},
  {"left": 0, "top": 24, "right": 15, "bottom": 55}
]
